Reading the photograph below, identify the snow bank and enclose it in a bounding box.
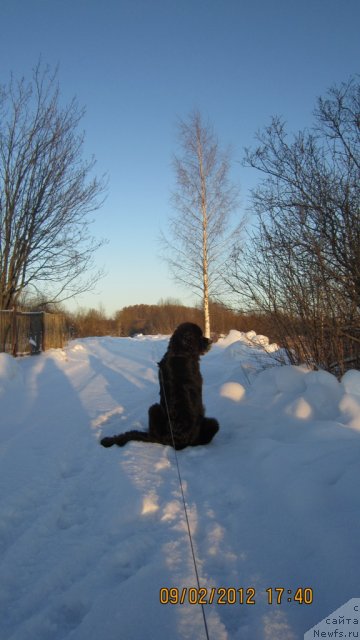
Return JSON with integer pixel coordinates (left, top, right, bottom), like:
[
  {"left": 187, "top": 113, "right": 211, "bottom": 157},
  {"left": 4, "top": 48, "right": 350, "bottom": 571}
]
[
  {"left": 342, "top": 369, "right": 360, "bottom": 395},
  {"left": 217, "top": 329, "right": 279, "bottom": 353},
  {"left": 247, "top": 363, "right": 360, "bottom": 428},
  {"left": 0, "top": 353, "right": 23, "bottom": 390}
]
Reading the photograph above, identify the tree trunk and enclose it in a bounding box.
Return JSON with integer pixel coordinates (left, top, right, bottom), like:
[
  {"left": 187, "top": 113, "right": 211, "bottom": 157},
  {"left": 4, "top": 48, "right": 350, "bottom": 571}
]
[
  {"left": 203, "top": 274, "right": 211, "bottom": 338},
  {"left": 198, "top": 126, "right": 211, "bottom": 339},
  {"left": 202, "top": 198, "right": 211, "bottom": 337}
]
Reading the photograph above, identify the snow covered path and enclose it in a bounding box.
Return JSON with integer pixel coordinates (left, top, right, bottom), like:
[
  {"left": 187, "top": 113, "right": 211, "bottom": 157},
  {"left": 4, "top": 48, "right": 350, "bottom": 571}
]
[{"left": 1, "top": 333, "right": 360, "bottom": 639}]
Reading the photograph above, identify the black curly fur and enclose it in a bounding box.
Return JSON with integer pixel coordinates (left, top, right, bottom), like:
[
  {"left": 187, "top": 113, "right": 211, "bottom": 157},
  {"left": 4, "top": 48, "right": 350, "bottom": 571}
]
[{"left": 100, "top": 322, "right": 219, "bottom": 450}]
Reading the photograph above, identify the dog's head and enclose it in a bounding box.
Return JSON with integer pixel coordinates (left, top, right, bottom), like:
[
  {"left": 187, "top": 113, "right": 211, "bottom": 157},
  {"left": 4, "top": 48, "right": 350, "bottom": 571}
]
[{"left": 168, "top": 323, "right": 212, "bottom": 357}]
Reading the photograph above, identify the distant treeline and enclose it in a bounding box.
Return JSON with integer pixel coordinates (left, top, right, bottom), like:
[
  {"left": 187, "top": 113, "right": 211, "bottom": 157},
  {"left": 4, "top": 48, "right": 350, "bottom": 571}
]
[{"left": 66, "top": 301, "right": 279, "bottom": 342}]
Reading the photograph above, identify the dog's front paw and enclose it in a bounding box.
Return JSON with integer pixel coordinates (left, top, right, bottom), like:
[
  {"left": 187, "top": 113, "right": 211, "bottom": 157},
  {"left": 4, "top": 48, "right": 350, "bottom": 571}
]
[{"left": 100, "top": 436, "right": 116, "bottom": 448}]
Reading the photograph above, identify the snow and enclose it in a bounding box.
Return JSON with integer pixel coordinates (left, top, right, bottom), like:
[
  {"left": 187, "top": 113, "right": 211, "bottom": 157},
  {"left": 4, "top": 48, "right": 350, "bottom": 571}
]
[{"left": 1, "top": 331, "right": 360, "bottom": 640}]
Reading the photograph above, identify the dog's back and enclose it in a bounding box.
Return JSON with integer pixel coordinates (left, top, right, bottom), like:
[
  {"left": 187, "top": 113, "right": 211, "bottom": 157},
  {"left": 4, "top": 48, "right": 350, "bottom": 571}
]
[{"left": 158, "top": 350, "right": 205, "bottom": 446}]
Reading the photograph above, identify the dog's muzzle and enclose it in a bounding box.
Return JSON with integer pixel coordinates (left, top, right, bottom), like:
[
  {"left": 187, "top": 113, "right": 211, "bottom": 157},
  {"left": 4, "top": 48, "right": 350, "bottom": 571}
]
[{"left": 201, "top": 337, "right": 212, "bottom": 353}]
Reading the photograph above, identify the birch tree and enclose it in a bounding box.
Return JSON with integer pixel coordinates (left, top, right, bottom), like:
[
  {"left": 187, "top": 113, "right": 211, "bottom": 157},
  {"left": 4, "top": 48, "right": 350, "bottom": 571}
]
[
  {"left": 162, "top": 110, "right": 240, "bottom": 337},
  {"left": 0, "top": 63, "right": 105, "bottom": 309}
]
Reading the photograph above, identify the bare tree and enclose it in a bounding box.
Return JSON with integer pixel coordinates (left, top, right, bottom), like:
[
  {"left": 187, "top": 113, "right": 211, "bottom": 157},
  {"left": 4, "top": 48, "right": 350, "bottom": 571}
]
[
  {"left": 161, "top": 110, "right": 241, "bottom": 337},
  {"left": 227, "top": 77, "right": 360, "bottom": 373},
  {"left": 0, "top": 63, "right": 106, "bottom": 310}
]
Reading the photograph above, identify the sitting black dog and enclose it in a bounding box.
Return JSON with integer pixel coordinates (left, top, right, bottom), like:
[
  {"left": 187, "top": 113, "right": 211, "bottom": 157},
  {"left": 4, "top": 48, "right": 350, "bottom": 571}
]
[{"left": 100, "top": 322, "right": 219, "bottom": 450}]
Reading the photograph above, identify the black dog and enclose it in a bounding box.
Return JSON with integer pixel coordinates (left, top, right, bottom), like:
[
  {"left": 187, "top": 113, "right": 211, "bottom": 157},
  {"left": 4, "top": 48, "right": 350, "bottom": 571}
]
[{"left": 100, "top": 322, "right": 219, "bottom": 450}]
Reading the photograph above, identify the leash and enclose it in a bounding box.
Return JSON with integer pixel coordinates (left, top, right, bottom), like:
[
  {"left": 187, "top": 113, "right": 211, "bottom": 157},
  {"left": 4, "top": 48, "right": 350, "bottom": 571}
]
[{"left": 159, "top": 367, "right": 210, "bottom": 640}]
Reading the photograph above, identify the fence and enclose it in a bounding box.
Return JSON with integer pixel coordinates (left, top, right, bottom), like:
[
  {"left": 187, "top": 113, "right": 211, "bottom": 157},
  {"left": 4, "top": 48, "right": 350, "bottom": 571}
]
[{"left": 0, "top": 310, "right": 67, "bottom": 356}]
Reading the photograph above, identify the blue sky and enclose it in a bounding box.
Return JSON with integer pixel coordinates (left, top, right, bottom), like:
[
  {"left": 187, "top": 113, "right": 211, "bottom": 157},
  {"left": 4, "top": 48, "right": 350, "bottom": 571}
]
[{"left": 1, "top": 0, "right": 359, "bottom": 315}]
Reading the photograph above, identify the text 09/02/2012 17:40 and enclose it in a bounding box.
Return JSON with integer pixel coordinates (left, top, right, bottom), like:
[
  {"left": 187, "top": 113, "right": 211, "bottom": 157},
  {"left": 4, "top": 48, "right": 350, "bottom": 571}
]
[{"left": 159, "top": 587, "right": 314, "bottom": 606}]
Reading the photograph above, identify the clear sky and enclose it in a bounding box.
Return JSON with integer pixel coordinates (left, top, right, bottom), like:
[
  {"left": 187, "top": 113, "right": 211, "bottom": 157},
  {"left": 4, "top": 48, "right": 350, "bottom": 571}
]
[{"left": 1, "top": 0, "right": 359, "bottom": 315}]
